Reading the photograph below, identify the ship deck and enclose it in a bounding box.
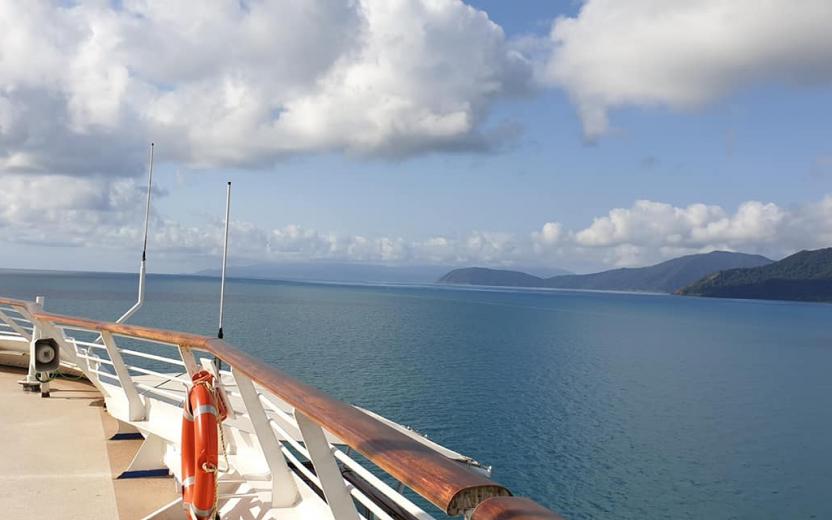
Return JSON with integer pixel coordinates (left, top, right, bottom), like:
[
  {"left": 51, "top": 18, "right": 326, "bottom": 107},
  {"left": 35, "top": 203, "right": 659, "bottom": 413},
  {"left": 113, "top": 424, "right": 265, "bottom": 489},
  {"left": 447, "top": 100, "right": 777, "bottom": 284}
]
[{"left": 0, "top": 366, "right": 177, "bottom": 519}]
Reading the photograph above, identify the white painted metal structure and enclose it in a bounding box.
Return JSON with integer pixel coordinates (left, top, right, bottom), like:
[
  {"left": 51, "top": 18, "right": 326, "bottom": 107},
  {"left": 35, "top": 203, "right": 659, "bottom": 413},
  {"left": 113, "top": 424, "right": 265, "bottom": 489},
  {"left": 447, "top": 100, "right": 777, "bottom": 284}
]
[
  {"left": 114, "top": 142, "right": 155, "bottom": 327},
  {"left": 0, "top": 298, "right": 495, "bottom": 520}
]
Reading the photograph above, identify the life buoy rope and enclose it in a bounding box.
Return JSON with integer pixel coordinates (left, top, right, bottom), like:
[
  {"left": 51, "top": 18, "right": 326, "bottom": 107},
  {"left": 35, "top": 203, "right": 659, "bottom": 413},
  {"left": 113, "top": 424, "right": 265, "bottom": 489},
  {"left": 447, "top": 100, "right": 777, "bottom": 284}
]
[{"left": 181, "top": 370, "right": 228, "bottom": 519}]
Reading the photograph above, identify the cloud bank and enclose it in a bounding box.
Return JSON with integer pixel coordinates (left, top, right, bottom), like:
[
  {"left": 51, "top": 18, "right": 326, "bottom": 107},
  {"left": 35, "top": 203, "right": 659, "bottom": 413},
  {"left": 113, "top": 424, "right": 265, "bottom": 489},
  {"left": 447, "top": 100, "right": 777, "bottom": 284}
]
[
  {"left": 540, "top": 0, "right": 832, "bottom": 139},
  {"left": 2, "top": 175, "right": 829, "bottom": 271}
]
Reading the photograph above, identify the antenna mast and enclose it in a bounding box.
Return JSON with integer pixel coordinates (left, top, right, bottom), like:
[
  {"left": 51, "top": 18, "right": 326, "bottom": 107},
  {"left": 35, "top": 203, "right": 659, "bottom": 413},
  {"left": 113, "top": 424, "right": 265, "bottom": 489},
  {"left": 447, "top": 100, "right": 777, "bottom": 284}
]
[
  {"left": 115, "top": 142, "right": 155, "bottom": 325},
  {"left": 218, "top": 181, "right": 231, "bottom": 339}
]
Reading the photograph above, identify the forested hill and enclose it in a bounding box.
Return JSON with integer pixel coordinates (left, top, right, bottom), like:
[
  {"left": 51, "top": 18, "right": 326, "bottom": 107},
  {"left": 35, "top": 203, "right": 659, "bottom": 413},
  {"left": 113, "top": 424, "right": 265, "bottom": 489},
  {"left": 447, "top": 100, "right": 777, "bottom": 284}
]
[
  {"left": 438, "top": 251, "right": 772, "bottom": 293},
  {"left": 677, "top": 248, "right": 832, "bottom": 302},
  {"left": 544, "top": 251, "right": 772, "bottom": 293},
  {"left": 438, "top": 268, "right": 545, "bottom": 287}
]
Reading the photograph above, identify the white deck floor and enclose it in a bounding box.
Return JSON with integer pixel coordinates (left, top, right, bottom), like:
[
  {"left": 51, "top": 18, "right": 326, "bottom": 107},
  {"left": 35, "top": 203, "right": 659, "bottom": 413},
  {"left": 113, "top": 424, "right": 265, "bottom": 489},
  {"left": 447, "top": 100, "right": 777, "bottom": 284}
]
[
  {"left": 0, "top": 366, "right": 121, "bottom": 519},
  {"left": 0, "top": 366, "right": 180, "bottom": 519}
]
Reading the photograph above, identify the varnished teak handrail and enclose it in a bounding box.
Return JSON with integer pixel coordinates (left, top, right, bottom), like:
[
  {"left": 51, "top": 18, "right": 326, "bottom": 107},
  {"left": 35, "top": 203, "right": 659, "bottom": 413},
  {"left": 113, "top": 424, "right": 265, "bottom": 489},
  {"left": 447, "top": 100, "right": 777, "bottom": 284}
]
[
  {"left": 471, "top": 497, "right": 565, "bottom": 520},
  {"left": 0, "top": 296, "right": 563, "bottom": 517}
]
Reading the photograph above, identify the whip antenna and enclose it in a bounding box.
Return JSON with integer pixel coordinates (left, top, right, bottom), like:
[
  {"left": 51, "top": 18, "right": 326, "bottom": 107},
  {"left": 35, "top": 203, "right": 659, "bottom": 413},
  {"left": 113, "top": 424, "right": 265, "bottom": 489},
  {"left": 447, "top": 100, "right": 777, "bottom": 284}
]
[
  {"left": 116, "top": 142, "right": 155, "bottom": 325},
  {"left": 213, "top": 181, "right": 231, "bottom": 374},
  {"left": 93, "top": 143, "right": 154, "bottom": 344},
  {"left": 218, "top": 181, "right": 231, "bottom": 339},
  {"left": 141, "top": 143, "right": 154, "bottom": 263}
]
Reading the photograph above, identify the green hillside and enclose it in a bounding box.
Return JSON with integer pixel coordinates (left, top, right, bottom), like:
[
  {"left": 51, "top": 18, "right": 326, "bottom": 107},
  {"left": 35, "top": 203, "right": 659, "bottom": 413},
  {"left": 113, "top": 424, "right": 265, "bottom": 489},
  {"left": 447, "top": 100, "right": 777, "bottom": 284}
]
[
  {"left": 678, "top": 248, "right": 832, "bottom": 302},
  {"left": 544, "top": 251, "right": 772, "bottom": 293}
]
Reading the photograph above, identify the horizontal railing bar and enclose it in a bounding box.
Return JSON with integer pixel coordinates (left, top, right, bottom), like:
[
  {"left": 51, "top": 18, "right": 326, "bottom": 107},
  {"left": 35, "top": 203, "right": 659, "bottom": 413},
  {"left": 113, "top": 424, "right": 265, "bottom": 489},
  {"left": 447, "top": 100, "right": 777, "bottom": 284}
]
[
  {"left": 271, "top": 420, "right": 397, "bottom": 520},
  {"left": 270, "top": 418, "right": 311, "bottom": 461},
  {"left": 348, "top": 480, "right": 395, "bottom": 520},
  {"left": 0, "top": 323, "right": 33, "bottom": 332},
  {"left": 0, "top": 305, "right": 27, "bottom": 316},
  {"left": 281, "top": 441, "right": 321, "bottom": 487},
  {"left": 3, "top": 315, "right": 32, "bottom": 324},
  {"left": 126, "top": 364, "right": 189, "bottom": 385},
  {"left": 77, "top": 353, "right": 114, "bottom": 366},
  {"left": 260, "top": 397, "right": 306, "bottom": 440},
  {"left": 258, "top": 393, "right": 295, "bottom": 418},
  {"left": 135, "top": 382, "right": 185, "bottom": 403},
  {"left": 334, "top": 449, "right": 433, "bottom": 520},
  {"left": 89, "top": 368, "right": 119, "bottom": 381},
  {"left": 72, "top": 340, "right": 110, "bottom": 350},
  {"left": 120, "top": 348, "right": 186, "bottom": 367}
]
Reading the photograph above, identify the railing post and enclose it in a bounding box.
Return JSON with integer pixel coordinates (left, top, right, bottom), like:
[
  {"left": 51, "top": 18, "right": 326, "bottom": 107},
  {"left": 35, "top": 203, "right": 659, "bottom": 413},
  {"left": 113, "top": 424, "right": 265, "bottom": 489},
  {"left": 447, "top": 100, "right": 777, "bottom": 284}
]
[
  {"left": 233, "top": 370, "right": 299, "bottom": 507},
  {"left": 178, "top": 345, "right": 199, "bottom": 378},
  {"left": 295, "top": 411, "right": 360, "bottom": 520},
  {"left": 101, "top": 331, "right": 145, "bottom": 421}
]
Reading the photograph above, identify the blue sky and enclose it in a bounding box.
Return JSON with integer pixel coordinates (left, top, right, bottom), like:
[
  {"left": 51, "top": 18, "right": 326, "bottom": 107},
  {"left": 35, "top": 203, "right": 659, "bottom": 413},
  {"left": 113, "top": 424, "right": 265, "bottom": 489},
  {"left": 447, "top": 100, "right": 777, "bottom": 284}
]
[{"left": 1, "top": 1, "right": 831, "bottom": 274}]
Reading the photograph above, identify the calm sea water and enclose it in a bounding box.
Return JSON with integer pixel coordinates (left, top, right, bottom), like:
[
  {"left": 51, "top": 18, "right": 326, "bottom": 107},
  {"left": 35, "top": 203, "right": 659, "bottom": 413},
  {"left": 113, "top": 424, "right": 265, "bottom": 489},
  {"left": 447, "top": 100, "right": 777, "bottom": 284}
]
[{"left": 1, "top": 270, "right": 830, "bottom": 519}]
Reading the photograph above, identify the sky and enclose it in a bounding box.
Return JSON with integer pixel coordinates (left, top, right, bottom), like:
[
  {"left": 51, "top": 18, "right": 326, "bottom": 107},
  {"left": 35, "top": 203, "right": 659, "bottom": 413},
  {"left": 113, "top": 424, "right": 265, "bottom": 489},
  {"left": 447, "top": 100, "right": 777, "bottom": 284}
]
[{"left": 1, "top": 0, "right": 831, "bottom": 275}]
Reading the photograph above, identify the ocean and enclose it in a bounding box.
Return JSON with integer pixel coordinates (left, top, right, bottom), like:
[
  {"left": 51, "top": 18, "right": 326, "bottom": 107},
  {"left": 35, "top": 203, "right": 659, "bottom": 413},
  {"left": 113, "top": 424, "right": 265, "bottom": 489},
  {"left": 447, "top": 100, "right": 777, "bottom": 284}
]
[{"left": 1, "top": 269, "right": 830, "bottom": 519}]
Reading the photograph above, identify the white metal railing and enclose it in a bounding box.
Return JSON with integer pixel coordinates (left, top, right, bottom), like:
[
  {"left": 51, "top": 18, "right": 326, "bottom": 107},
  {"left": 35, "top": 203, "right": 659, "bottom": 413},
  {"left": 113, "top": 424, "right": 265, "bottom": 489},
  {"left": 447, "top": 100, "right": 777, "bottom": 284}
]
[{"left": 0, "top": 298, "right": 442, "bottom": 520}]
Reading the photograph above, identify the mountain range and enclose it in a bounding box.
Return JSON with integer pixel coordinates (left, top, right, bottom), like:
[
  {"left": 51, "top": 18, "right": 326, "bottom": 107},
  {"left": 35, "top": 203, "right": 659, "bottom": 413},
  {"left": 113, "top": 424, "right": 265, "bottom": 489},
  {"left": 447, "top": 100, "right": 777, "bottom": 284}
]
[
  {"left": 195, "top": 262, "right": 570, "bottom": 284},
  {"left": 439, "top": 251, "right": 774, "bottom": 293},
  {"left": 677, "top": 248, "right": 832, "bottom": 302}
]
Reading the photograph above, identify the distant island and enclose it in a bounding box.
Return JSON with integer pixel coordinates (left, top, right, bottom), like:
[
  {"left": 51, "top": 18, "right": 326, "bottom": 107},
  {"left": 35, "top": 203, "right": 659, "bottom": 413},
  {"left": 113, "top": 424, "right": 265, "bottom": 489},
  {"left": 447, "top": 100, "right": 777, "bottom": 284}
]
[
  {"left": 439, "top": 251, "right": 773, "bottom": 293},
  {"left": 677, "top": 248, "right": 832, "bottom": 302},
  {"left": 437, "top": 267, "right": 547, "bottom": 287}
]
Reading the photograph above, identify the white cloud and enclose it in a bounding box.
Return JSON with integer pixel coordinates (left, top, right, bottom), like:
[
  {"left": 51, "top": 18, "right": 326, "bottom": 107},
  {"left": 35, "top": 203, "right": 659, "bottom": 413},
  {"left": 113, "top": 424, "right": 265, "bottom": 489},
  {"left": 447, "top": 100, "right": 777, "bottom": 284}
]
[
  {"left": 541, "top": 0, "right": 832, "bottom": 138},
  {"left": 533, "top": 222, "right": 563, "bottom": 245},
  {"left": 541, "top": 198, "right": 831, "bottom": 267},
  {"left": 0, "top": 175, "right": 148, "bottom": 246},
  {"left": 0, "top": 0, "right": 530, "bottom": 177},
  {"left": 2, "top": 175, "right": 830, "bottom": 272}
]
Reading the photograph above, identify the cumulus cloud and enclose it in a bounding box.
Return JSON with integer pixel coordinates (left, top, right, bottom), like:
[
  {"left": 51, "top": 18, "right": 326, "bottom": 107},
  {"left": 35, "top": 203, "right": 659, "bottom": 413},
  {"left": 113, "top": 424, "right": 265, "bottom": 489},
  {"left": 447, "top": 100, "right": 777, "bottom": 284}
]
[
  {"left": 541, "top": 0, "right": 832, "bottom": 138},
  {"left": 0, "top": 174, "right": 149, "bottom": 246},
  {"left": 534, "top": 197, "right": 832, "bottom": 267},
  {"left": 0, "top": 0, "right": 530, "bottom": 177}
]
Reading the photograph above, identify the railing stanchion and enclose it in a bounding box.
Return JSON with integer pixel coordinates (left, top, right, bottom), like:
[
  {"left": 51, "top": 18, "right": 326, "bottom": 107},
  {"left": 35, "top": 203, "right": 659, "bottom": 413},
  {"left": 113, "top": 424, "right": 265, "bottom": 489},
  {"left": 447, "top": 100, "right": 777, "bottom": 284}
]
[
  {"left": 233, "top": 370, "right": 299, "bottom": 507},
  {"left": 177, "top": 345, "right": 199, "bottom": 378},
  {"left": 295, "top": 411, "right": 360, "bottom": 520},
  {"left": 101, "top": 331, "right": 145, "bottom": 421}
]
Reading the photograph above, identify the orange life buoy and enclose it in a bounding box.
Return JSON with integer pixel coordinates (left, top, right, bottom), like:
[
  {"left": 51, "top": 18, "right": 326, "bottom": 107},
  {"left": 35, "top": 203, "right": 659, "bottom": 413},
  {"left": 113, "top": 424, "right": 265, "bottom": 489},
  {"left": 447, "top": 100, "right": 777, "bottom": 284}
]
[{"left": 181, "top": 370, "right": 227, "bottom": 519}]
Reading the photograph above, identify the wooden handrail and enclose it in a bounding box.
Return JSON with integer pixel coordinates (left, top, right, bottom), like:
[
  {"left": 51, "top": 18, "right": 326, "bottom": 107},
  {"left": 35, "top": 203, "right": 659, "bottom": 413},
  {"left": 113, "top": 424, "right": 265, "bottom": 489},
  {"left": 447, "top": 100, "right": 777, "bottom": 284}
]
[
  {"left": 471, "top": 497, "right": 565, "bottom": 520},
  {"left": 25, "top": 304, "right": 512, "bottom": 515},
  {"left": 31, "top": 309, "right": 211, "bottom": 348},
  {"left": 0, "top": 296, "right": 30, "bottom": 307}
]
